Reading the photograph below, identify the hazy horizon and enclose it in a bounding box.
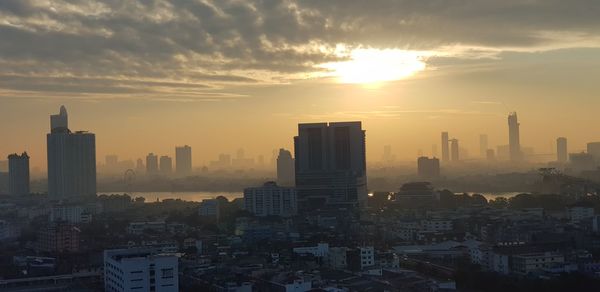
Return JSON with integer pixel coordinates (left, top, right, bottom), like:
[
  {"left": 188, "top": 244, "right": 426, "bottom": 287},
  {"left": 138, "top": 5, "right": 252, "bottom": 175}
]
[{"left": 2, "top": 1, "right": 600, "bottom": 169}]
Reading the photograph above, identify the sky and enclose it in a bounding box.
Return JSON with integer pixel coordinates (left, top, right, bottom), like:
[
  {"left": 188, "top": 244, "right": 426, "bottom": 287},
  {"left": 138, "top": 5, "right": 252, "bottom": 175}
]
[{"left": 1, "top": 0, "right": 600, "bottom": 169}]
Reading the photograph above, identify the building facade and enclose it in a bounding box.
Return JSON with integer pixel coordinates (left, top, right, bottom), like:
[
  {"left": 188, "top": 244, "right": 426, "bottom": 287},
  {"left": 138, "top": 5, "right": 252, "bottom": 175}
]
[
  {"left": 47, "top": 106, "right": 96, "bottom": 199},
  {"left": 104, "top": 248, "right": 178, "bottom": 292},
  {"left": 294, "top": 121, "right": 367, "bottom": 210},
  {"left": 8, "top": 152, "right": 29, "bottom": 195},
  {"left": 417, "top": 156, "right": 440, "bottom": 178},
  {"left": 244, "top": 181, "right": 297, "bottom": 217},
  {"left": 508, "top": 112, "right": 521, "bottom": 161},
  {"left": 276, "top": 149, "right": 295, "bottom": 186},
  {"left": 175, "top": 145, "right": 192, "bottom": 175}
]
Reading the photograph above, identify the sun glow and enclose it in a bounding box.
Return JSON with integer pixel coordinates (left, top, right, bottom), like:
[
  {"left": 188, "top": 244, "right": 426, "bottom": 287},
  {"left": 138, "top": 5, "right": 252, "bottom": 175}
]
[{"left": 321, "top": 48, "right": 428, "bottom": 84}]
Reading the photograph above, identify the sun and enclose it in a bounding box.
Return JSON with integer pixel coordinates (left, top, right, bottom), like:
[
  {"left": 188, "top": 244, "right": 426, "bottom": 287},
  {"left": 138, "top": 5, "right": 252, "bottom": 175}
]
[{"left": 321, "top": 48, "right": 428, "bottom": 85}]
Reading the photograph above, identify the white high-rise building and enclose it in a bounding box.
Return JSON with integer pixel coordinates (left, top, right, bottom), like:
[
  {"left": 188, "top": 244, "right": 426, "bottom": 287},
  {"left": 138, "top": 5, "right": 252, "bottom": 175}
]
[
  {"left": 47, "top": 106, "right": 96, "bottom": 199},
  {"left": 104, "top": 247, "right": 178, "bottom": 292},
  {"left": 244, "top": 181, "right": 297, "bottom": 217}
]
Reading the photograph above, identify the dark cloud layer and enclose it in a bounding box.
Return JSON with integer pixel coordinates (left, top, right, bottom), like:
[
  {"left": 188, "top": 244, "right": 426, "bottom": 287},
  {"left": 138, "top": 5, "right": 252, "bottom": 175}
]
[{"left": 1, "top": 0, "right": 599, "bottom": 99}]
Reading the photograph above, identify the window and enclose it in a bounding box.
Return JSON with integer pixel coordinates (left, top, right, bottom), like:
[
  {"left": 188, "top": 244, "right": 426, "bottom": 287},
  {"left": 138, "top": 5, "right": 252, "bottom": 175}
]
[{"left": 161, "top": 268, "right": 174, "bottom": 279}]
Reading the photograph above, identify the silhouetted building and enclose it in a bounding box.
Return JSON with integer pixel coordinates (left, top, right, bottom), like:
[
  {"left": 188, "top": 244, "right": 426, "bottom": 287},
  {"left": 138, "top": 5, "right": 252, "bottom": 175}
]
[
  {"left": 441, "top": 132, "right": 449, "bottom": 162},
  {"left": 104, "top": 248, "right": 178, "bottom": 292},
  {"left": 146, "top": 153, "right": 158, "bottom": 175},
  {"left": 47, "top": 106, "right": 96, "bottom": 199},
  {"left": 395, "top": 182, "right": 439, "bottom": 201},
  {"left": 8, "top": 152, "right": 29, "bottom": 195},
  {"left": 417, "top": 156, "right": 440, "bottom": 178},
  {"left": 450, "top": 139, "right": 459, "bottom": 162},
  {"left": 587, "top": 142, "right": 600, "bottom": 161},
  {"left": 508, "top": 112, "right": 521, "bottom": 161},
  {"left": 557, "top": 137, "right": 568, "bottom": 163},
  {"left": 105, "top": 155, "right": 118, "bottom": 167},
  {"left": 294, "top": 121, "right": 367, "bottom": 209},
  {"left": 480, "top": 134, "right": 488, "bottom": 158},
  {"left": 175, "top": 145, "right": 192, "bottom": 175},
  {"left": 136, "top": 158, "right": 144, "bottom": 173},
  {"left": 276, "top": 148, "right": 295, "bottom": 186},
  {"left": 160, "top": 155, "right": 172, "bottom": 174},
  {"left": 244, "top": 181, "right": 297, "bottom": 217}
]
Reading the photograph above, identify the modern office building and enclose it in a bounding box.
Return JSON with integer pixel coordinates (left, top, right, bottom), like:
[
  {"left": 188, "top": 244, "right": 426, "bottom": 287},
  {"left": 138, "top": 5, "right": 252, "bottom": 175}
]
[
  {"left": 8, "top": 152, "right": 29, "bottom": 195},
  {"left": 417, "top": 156, "right": 440, "bottom": 178},
  {"left": 441, "top": 132, "right": 449, "bottom": 162},
  {"left": 244, "top": 181, "right": 297, "bottom": 217},
  {"left": 508, "top": 112, "right": 521, "bottom": 161},
  {"left": 479, "top": 134, "right": 488, "bottom": 158},
  {"left": 450, "top": 139, "right": 459, "bottom": 162},
  {"left": 557, "top": 137, "right": 568, "bottom": 163},
  {"left": 276, "top": 148, "right": 295, "bottom": 186},
  {"left": 175, "top": 145, "right": 192, "bottom": 175},
  {"left": 47, "top": 106, "right": 96, "bottom": 199},
  {"left": 146, "top": 153, "right": 158, "bottom": 175},
  {"left": 159, "top": 156, "right": 172, "bottom": 174},
  {"left": 294, "top": 121, "right": 367, "bottom": 209},
  {"left": 104, "top": 247, "right": 179, "bottom": 292}
]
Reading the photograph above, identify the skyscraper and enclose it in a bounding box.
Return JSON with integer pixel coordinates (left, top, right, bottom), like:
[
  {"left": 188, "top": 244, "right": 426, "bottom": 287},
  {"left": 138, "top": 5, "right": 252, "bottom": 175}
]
[
  {"left": 450, "top": 139, "right": 459, "bottom": 161},
  {"left": 276, "top": 148, "right": 295, "bottom": 186},
  {"left": 175, "top": 145, "right": 192, "bottom": 175},
  {"left": 8, "top": 152, "right": 29, "bottom": 195},
  {"left": 294, "top": 121, "right": 367, "bottom": 210},
  {"left": 557, "top": 137, "right": 568, "bottom": 163},
  {"left": 587, "top": 142, "right": 600, "bottom": 161},
  {"left": 47, "top": 106, "right": 96, "bottom": 199},
  {"left": 146, "top": 153, "right": 158, "bottom": 174},
  {"left": 508, "top": 112, "right": 521, "bottom": 161},
  {"left": 417, "top": 156, "right": 440, "bottom": 178},
  {"left": 479, "top": 134, "right": 488, "bottom": 158},
  {"left": 160, "top": 155, "right": 173, "bottom": 174},
  {"left": 441, "top": 132, "right": 449, "bottom": 162}
]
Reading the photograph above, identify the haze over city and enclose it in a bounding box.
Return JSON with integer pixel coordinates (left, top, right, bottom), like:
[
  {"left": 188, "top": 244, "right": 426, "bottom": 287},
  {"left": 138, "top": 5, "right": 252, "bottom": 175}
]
[
  {"left": 2, "top": 1, "right": 600, "bottom": 170},
  {"left": 2, "top": 1, "right": 600, "bottom": 292}
]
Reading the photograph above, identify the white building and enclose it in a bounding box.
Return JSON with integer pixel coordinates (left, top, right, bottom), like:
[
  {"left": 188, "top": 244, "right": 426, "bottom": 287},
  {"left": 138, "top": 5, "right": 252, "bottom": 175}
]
[
  {"left": 199, "top": 199, "right": 220, "bottom": 220},
  {"left": 127, "top": 221, "right": 166, "bottom": 235},
  {"left": 511, "top": 252, "right": 565, "bottom": 275},
  {"left": 566, "top": 206, "right": 594, "bottom": 222},
  {"left": 104, "top": 248, "right": 178, "bottom": 292},
  {"left": 244, "top": 181, "right": 297, "bottom": 217},
  {"left": 358, "top": 246, "right": 375, "bottom": 269},
  {"left": 293, "top": 243, "right": 329, "bottom": 257},
  {"left": 50, "top": 205, "right": 92, "bottom": 224}
]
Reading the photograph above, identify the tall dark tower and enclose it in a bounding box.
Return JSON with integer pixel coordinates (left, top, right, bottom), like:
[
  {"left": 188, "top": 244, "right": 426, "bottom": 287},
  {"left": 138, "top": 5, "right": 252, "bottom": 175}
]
[
  {"left": 508, "top": 112, "right": 521, "bottom": 161},
  {"left": 294, "top": 121, "right": 367, "bottom": 210}
]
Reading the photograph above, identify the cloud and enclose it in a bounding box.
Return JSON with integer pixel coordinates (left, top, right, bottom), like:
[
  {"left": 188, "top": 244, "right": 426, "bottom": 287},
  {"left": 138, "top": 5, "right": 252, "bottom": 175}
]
[{"left": 1, "top": 0, "right": 599, "bottom": 100}]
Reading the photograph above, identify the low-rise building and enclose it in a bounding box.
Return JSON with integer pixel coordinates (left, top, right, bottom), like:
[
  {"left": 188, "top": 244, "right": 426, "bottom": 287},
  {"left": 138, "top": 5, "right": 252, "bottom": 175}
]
[{"left": 104, "top": 247, "right": 179, "bottom": 292}]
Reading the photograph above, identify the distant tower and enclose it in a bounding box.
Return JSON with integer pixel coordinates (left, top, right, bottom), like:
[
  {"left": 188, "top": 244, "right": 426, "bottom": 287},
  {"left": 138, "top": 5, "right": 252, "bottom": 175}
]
[
  {"left": 8, "top": 152, "right": 30, "bottom": 195},
  {"left": 479, "top": 134, "right": 488, "bottom": 158},
  {"left": 508, "top": 112, "right": 521, "bottom": 161},
  {"left": 417, "top": 156, "right": 440, "bottom": 178},
  {"left": 276, "top": 148, "right": 295, "bottom": 186},
  {"left": 146, "top": 153, "right": 158, "bottom": 174},
  {"left": 441, "top": 132, "right": 449, "bottom": 162},
  {"left": 175, "top": 145, "right": 192, "bottom": 175},
  {"left": 557, "top": 137, "right": 567, "bottom": 163},
  {"left": 136, "top": 158, "right": 145, "bottom": 173},
  {"left": 450, "top": 139, "right": 459, "bottom": 161},
  {"left": 159, "top": 156, "right": 172, "bottom": 174}
]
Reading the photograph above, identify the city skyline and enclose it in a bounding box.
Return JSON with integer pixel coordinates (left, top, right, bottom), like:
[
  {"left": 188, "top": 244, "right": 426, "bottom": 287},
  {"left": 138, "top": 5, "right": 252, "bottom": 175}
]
[{"left": 2, "top": 2, "right": 600, "bottom": 169}]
